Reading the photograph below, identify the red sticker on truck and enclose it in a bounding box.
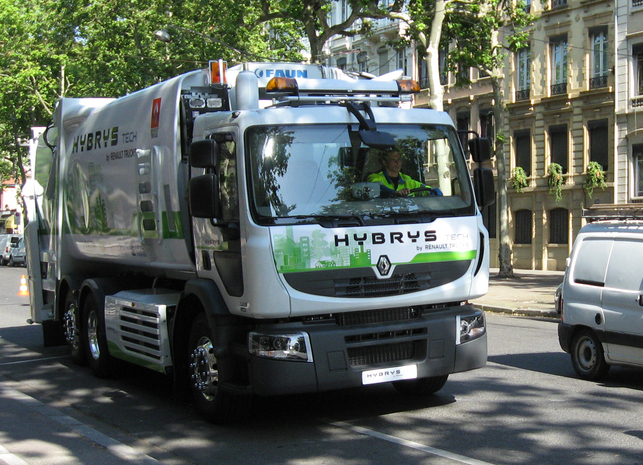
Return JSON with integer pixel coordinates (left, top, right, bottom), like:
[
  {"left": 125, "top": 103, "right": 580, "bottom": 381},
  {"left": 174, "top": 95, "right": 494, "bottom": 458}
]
[{"left": 151, "top": 98, "right": 161, "bottom": 138}]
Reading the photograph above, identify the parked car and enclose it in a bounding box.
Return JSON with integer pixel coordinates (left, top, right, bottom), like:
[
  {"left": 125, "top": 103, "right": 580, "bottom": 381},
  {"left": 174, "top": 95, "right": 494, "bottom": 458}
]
[
  {"left": 7, "top": 236, "right": 25, "bottom": 267},
  {"left": 0, "top": 234, "right": 21, "bottom": 266},
  {"left": 558, "top": 219, "right": 643, "bottom": 380}
]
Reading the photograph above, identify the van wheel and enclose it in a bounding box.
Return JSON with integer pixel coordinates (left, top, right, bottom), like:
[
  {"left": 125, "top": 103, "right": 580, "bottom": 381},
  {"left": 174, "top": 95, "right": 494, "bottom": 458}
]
[
  {"left": 392, "top": 375, "right": 449, "bottom": 395},
  {"left": 84, "top": 294, "right": 113, "bottom": 378},
  {"left": 63, "top": 292, "right": 86, "bottom": 365},
  {"left": 571, "top": 329, "right": 609, "bottom": 380},
  {"left": 187, "top": 313, "right": 251, "bottom": 424}
]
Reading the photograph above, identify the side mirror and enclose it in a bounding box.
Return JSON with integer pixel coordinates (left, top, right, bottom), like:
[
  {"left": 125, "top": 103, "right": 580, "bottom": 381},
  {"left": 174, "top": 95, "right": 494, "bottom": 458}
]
[
  {"left": 189, "top": 174, "right": 220, "bottom": 218},
  {"left": 190, "top": 139, "right": 219, "bottom": 169},
  {"left": 359, "top": 130, "right": 396, "bottom": 150},
  {"left": 474, "top": 167, "right": 495, "bottom": 208},
  {"left": 468, "top": 137, "right": 491, "bottom": 163}
]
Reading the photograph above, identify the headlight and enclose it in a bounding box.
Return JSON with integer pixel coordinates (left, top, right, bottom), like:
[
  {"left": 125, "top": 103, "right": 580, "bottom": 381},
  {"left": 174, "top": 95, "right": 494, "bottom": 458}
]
[
  {"left": 249, "top": 332, "right": 313, "bottom": 362},
  {"left": 457, "top": 313, "right": 486, "bottom": 344}
]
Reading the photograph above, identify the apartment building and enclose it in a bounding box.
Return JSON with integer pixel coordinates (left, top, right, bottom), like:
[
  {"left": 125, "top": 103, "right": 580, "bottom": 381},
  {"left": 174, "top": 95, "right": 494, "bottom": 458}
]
[{"left": 324, "top": 0, "right": 617, "bottom": 270}]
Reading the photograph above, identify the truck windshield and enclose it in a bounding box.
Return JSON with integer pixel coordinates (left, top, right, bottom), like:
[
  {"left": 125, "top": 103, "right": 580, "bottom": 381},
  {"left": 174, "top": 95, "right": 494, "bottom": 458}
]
[{"left": 247, "top": 124, "right": 475, "bottom": 225}]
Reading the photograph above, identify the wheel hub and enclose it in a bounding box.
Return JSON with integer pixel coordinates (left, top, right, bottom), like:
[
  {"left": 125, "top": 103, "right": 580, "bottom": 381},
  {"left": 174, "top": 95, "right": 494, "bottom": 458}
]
[
  {"left": 63, "top": 304, "right": 78, "bottom": 346},
  {"left": 190, "top": 337, "right": 218, "bottom": 399}
]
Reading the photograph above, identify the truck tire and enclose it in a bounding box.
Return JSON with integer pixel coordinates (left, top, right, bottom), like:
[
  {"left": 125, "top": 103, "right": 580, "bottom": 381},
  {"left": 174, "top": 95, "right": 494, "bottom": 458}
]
[
  {"left": 571, "top": 329, "right": 609, "bottom": 380},
  {"left": 187, "top": 313, "right": 251, "bottom": 424},
  {"left": 63, "top": 292, "right": 86, "bottom": 365},
  {"left": 84, "top": 294, "right": 113, "bottom": 378},
  {"left": 392, "top": 375, "right": 449, "bottom": 396}
]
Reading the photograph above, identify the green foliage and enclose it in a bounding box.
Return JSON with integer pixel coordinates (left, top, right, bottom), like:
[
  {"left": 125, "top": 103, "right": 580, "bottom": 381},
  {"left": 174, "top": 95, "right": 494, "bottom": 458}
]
[
  {"left": 548, "top": 163, "right": 564, "bottom": 202},
  {"left": 584, "top": 161, "right": 607, "bottom": 198},
  {"left": 510, "top": 167, "right": 528, "bottom": 193}
]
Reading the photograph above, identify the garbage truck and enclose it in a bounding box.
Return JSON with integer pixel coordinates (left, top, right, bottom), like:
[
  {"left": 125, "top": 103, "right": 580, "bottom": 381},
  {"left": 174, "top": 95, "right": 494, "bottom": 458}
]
[{"left": 26, "top": 60, "right": 495, "bottom": 423}]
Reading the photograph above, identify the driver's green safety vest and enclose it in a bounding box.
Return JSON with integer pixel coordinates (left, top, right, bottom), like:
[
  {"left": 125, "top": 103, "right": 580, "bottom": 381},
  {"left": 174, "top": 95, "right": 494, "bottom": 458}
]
[{"left": 367, "top": 171, "right": 426, "bottom": 196}]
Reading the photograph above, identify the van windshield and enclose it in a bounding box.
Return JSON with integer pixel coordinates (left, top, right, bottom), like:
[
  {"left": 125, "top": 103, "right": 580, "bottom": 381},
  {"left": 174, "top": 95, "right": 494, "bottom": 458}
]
[{"left": 246, "top": 124, "right": 475, "bottom": 225}]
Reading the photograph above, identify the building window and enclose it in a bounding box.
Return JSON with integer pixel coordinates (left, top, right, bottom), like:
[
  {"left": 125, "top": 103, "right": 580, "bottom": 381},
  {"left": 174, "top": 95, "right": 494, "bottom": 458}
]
[
  {"left": 457, "top": 112, "right": 470, "bottom": 150},
  {"left": 483, "top": 199, "right": 497, "bottom": 239},
  {"left": 634, "top": 144, "right": 643, "bottom": 197},
  {"left": 552, "top": 0, "right": 567, "bottom": 7},
  {"left": 357, "top": 51, "right": 368, "bottom": 73},
  {"left": 549, "top": 208, "right": 569, "bottom": 244},
  {"left": 588, "top": 119, "right": 608, "bottom": 172},
  {"left": 480, "top": 109, "right": 494, "bottom": 142},
  {"left": 397, "top": 49, "right": 407, "bottom": 75},
  {"left": 590, "top": 28, "right": 608, "bottom": 89},
  {"left": 634, "top": 44, "right": 643, "bottom": 107},
  {"left": 549, "top": 124, "right": 568, "bottom": 173},
  {"left": 550, "top": 36, "right": 568, "bottom": 95},
  {"left": 336, "top": 57, "right": 347, "bottom": 71},
  {"left": 418, "top": 58, "right": 428, "bottom": 89},
  {"left": 340, "top": 0, "right": 349, "bottom": 21},
  {"left": 515, "top": 129, "right": 531, "bottom": 176},
  {"left": 378, "top": 47, "right": 389, "bottom": 75},
  {"left": 515, "top": 209, "right": 532, "bottom": 245},
  {"left": 439, "top": 49, "right": 448, "bottom": 86},
  {"left": 516, "top": 48, "right": 531, "bottom": 101}
]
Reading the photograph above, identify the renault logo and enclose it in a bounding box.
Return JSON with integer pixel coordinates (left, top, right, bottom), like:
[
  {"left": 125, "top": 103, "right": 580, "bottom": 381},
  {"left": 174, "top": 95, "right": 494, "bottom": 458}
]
[{"left": 377, "top": 255, "right": 392, "bottom": 276}]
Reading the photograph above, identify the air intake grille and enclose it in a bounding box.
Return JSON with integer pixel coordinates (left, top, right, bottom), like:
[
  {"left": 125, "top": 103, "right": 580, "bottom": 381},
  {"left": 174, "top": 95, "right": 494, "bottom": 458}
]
[
  {"left": 347, "top": 341, "right": 417, "bottom": 367},
  {"left": 336, "top": 307, "right": 420, "bottom": 326},
  {"left": 335, "top": 272, "right": 429, "bottom": 298},
  {"left": 119, "top": 307, "right": 163, "bottom": 360}
]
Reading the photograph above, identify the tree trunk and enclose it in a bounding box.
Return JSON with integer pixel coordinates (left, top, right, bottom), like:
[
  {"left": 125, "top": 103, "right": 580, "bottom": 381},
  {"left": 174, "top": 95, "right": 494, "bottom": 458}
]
[{"left": 491, "top": 73, "right": 513, "bottom": 278}]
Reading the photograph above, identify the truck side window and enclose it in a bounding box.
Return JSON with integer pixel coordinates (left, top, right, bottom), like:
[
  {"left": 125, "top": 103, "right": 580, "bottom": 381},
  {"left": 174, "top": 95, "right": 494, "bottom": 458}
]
[{"left": 219, "top": 140, "right": 239, "bottom": 222}]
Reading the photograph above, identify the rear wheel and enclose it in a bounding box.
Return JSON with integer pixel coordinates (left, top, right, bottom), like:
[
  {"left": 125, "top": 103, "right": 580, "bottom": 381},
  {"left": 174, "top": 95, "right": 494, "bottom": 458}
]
[
  {"left": 63, "top": 292, "right": 86, "bottom": 365},
  {"left": 84, "top": 294, "right": 113, "bottom": 377},
  {"left": 187, "top": 313, "right": 251, "bottom": 424},
  {"left": 392, "top": 375, "right": 449, "bottom": 396},
  {"left": 571, "top": 329, "right": 609, "bottom": 380}
]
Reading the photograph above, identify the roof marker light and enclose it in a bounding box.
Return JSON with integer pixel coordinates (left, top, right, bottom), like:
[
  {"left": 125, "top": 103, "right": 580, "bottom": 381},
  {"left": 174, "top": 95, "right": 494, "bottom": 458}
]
[
  {"left": 266, "top": 77, "right": 298, "bottom": 93},
  {"left": 209, "top": 60, "right": 227, "bottom": 84},
  {"left": 397, "top": 80, "right": 421, "bottom": 93}
]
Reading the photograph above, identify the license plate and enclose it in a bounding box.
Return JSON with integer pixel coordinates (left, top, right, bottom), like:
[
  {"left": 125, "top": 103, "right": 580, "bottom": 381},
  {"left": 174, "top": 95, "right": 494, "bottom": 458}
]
[{"left": 361, "top": 364, "right": 418, "bottom": 385}]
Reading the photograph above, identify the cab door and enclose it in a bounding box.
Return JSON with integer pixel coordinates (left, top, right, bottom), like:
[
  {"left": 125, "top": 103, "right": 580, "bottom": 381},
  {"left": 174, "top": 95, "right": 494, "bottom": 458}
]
[{"left": 602, "top": 238, "right": 643, "bottom": 366}]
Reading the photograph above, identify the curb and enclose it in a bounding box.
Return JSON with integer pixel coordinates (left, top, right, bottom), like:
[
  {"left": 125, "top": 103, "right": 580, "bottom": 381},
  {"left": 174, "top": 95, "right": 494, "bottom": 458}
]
[{"left": 473, "top": 303, "right": 560, "bottom": 320}]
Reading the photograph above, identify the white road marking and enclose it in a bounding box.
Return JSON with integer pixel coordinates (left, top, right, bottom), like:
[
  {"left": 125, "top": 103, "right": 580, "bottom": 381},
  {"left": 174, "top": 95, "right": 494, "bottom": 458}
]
[
  {"left": 0, "top": 356, "right": 68, "bottom": 367},
  {"left": 330, "top": 420, "right": 495, "bottom": 465}
]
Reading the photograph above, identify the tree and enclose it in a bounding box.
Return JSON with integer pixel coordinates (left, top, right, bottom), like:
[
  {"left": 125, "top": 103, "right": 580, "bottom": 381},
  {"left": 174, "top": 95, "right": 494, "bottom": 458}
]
[
  {"left": 445, "top": 0, "right": 534, "bottom": 277},
  {"left": 0, "top": 0, "right": 304, "bottom": 214},
  {"left": 253, "top": 0, "right": 392, "bottom": 64}
]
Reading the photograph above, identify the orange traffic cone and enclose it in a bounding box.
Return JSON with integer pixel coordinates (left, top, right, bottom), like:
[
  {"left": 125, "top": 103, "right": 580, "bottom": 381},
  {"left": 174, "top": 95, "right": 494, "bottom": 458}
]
[{"left": 18, "top": 275, "right": 29, "bottom": 296}]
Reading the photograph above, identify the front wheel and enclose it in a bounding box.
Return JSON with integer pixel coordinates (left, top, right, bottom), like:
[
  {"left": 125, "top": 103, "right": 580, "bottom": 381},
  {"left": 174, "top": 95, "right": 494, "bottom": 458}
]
[
  {"left": 187, "top": 313, "right": 251, "bottom": 424},
  {"left": 84, "top": 294, "right": 113, "bottom": 378},
  {"left": 571, "top": 329, "right": 609, "bottom": 380},
  {"left": 392, "top": 375, "right": 449, "bottom": 396}
]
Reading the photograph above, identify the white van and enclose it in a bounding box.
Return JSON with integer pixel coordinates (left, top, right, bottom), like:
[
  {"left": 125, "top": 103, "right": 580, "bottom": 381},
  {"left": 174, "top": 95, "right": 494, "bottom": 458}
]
[{"left": 558, "top": 219, "right": 643, "bottom": 380}]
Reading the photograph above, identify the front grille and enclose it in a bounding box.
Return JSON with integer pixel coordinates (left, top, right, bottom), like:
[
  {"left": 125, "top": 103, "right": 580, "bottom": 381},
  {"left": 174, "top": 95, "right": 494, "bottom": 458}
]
[
  {"left": 335, "top": 272, "right": 429, "bottom": 298},
  {"left": 347, "top": 341, "right": 417, "bottom": 367},
  {"left": 336, "top": 307, "right": 420, "bottom": 326}
]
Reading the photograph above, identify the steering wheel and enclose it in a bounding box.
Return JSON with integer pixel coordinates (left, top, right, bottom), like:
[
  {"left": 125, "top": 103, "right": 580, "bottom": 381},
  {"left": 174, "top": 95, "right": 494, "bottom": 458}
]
[{"left": 410, "top": 187, "right": 442, "bottom": 197}]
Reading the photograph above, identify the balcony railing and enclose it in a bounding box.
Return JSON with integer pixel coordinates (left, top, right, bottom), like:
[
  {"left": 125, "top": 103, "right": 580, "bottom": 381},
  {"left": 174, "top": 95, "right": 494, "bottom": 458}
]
[
  {"left": 590, "top": 75, "right": 608, "bottom": 89},
  {"left": 551, "top": 82, "right": 567, "bottom": 95},
  {"left": 632, "top": 96, "right": 643, "bottom": 108},
  {"left": 552, "top": 0, "right": 567, "bottom": 7},
  {"left": 634, "top": 0, "right": 643, "bottom": 7},
  {"left": 516, "top": 89, "right": 530, "bottom": 101}
]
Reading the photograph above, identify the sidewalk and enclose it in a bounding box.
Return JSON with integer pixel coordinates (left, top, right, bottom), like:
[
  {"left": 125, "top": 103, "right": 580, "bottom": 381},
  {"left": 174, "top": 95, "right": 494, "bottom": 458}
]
[{"left": 472, "top": 268, "right": 564, "bottom": 318}]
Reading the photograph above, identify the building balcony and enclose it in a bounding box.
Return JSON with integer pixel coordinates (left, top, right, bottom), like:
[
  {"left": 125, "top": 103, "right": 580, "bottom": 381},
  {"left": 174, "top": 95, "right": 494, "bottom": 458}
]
[
  {"left": 589, "top": 75, "right": 608, "bottom": 89},
  {"left": 516, "top": 89, "right": 530, "bottom": 101},
  {"left": 551, "top": 82, "right": 567, "bottom": 96},
  {"left": 634, "top": 0, "right": 643, "bottom": 7},
  {"left": 632, "top": 96, "right": 643, "bottom": 108}
]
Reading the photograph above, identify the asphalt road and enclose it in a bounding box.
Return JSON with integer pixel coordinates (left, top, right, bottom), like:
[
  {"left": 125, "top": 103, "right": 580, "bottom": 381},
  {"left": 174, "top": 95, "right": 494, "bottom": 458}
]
[{"left": 1, "top": 265, "right": 643, "bottom": 465}]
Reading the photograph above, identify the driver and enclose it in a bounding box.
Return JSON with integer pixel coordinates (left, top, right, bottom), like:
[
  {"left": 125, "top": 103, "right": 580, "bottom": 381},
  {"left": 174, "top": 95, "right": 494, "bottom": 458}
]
[{"left": 367, "top": 149, "right": 434, "bottom": 197}]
